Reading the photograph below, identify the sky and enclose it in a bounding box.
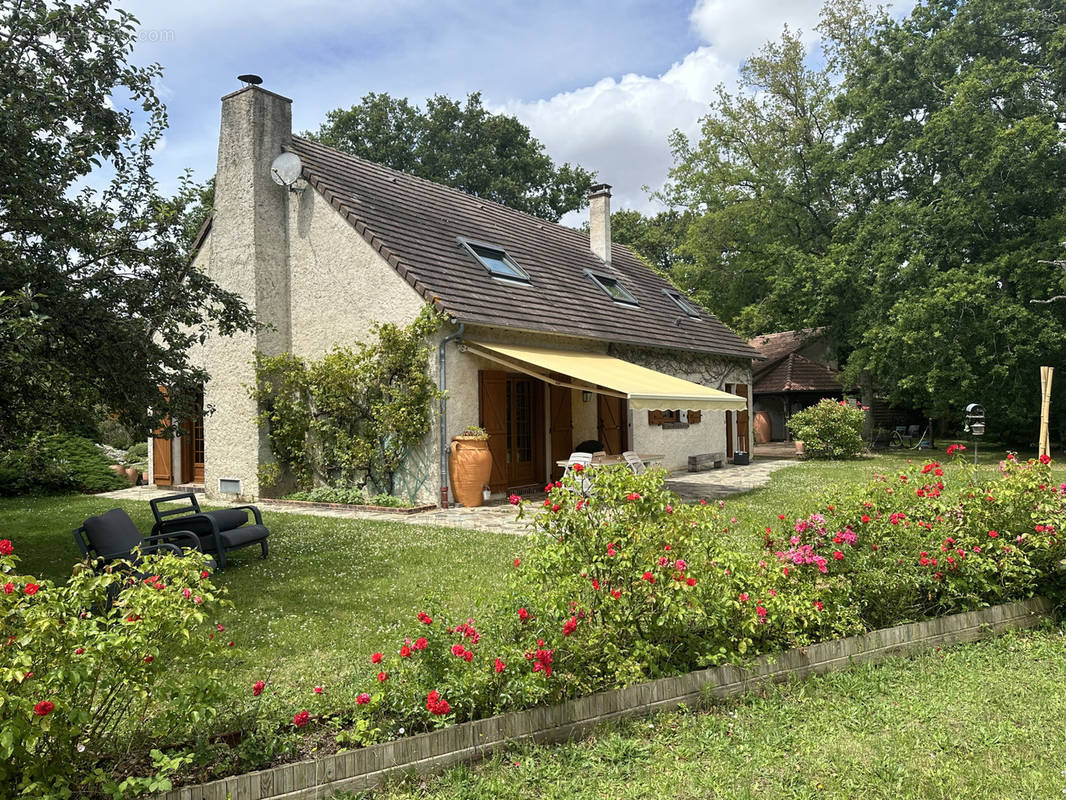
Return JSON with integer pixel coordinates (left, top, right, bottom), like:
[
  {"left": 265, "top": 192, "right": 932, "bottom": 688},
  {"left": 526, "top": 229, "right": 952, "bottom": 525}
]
[{"left": 117, "top": 0, "right": 889, "bottom": 224}]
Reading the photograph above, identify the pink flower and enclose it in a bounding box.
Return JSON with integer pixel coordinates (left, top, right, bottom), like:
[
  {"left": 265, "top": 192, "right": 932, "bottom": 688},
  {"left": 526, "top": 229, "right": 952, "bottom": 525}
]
[
  {"left": 463, "top": 651, "right": 474, "bottom": 662},
  {"left": 293, "top": 711, "right": 311, "bottom": 728},
  {"left": 509, "top": 494, "right": 522, "bottom": 505},
  {"left": 253, "top": 680, "right": 265, "bottom": 696},
  {"left": 988, "top": 530, "right": 998, "bottom": 538},
  {"left": 193, "top": 596, "right": 202, "bottom": 604},
  {"left": 2, "top": 583, "right": 13, "bottom": 595},
  {"left": 356, "top": 692, "right": 371, "bottom": 705},
  {"left": 756, "top": 605, "right": 767, "bottom": 620},
  {"left": 739, "top": 593, "right": 749, "bottom": 603},
  {"left": 314, "top": 686, "right": 324, "bottom": 694},
  {"left": 182, "top": 588, "right": 192, "bottom": 599},
  {"left": 414, "top": 637, "right": 428, "bottom": 650}
]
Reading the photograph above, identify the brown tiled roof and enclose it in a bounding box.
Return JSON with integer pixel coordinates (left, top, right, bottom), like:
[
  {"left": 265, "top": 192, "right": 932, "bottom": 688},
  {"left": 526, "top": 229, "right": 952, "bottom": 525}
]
[
  {"left": 286, "top": 136, "right": 761, "bottom": 360},
  {"left": 748, "top": 327, "right": 824, "bottom": 363},
  {"left": 753, "top": 352, "right": 841, "bottom": 394}
]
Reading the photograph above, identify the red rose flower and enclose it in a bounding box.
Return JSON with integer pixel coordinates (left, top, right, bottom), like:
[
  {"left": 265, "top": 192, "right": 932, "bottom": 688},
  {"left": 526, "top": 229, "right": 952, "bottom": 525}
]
[
  {"left": 572, "top": 462, "right": 584, "bottom": 472},
  {"left": 399, "top": 645, "right": 412, "bottom": 658},
  {"left": 2, "top": 583, "right": 12, "bottom": 595},
  {"left": 509, "top": 494, "right": 522, "bottom": 505},
  {"left": 641, "top": 571, "right": 655, "bottom": 583},
  {"left": 494, "top": 657, "right": 506, "bottom": 673},
  {"left": 377, "top": 671, "right": 388, "bottom": 682},
  {"left": 861, "top": 515, "right": 871, "bottom": 523},
  {"left": 75, "top": 647, "right": 84, "bottom": 655},
  {"left": 610, "top": 589, "right": 621, "bottom": 599},
  {"left": 686, "top": 577, "right": 697, "bottom": 586},
  {"left": 739, "top": 593, "right": 749, "bottom": 603},
  {"left": 814, "top": 600, "right": 824, "bottom": 611},
  {"left": 551, "top": 504, "right": 561, "bottom": 513},
  {"left": 988, "top": 530, "right": 998, "bottom": 538},
  {"left": 0, "top": 539, "right": 12, "bottom": 555},
  {"left": 253, "top": 680, "right": 265, "bottom": 696},
  {"left": 518, "top": 607, "right": 530, "bottom": 622},
  {"left": 293, "top": 711, "right": 311, "bottom": 727},
  {"left": 23, "top": 583, "right": 40, "bottom": 596},
  {"left": 514, "top": 557, "right": 521, "bottom": 567},
  {"left": 33, "top": 700, "right": 54, "bottom": 716},
  {"left": 314, "top": 686, "right": 324, "bottom": 694},
  {"left": 562, "top": 617, "right": 578, "bottom": 636},
  {"left": 833, "top": 550, "right": 844, "bottom": 560},
  {"left": 356, "top": 692, "right": 370, "bottom": 705},
  {"left": 371, "top": 652, "right": 383, "bottom": 664},
  {"left": 417, "top": 612, "right": 433, "bottom": 625},
  {"left": 414, "top": 637, "right": 428, "bottom": 650}
]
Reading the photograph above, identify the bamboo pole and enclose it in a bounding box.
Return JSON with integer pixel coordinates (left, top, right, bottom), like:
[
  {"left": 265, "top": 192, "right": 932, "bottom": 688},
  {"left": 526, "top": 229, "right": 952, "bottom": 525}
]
[{"left": 1039, "top": 366, "right": 1053, "bottom": 458}]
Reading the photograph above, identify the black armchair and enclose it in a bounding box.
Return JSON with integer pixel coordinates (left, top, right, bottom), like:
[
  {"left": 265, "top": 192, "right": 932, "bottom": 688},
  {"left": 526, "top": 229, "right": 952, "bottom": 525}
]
[
  {"left": 149, "top": 492, "right": 269, "bottom": 571},
  {"left": 74, "top": 508, "right": 205, "bottom": 565}
]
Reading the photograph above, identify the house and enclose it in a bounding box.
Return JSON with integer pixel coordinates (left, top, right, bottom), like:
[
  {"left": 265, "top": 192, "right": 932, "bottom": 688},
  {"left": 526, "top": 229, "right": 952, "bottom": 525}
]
[
  {"left": 148, "top": 84, "right": 762, "bottom": 505},
  {"left": 748, "top": 328, "right": 843, "bottom": 442}
]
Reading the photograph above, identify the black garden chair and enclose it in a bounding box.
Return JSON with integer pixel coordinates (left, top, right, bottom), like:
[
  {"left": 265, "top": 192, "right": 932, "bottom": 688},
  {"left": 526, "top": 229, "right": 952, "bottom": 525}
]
[
  {"left": 74, "top": 507, "right": 206, "bottom": 566},
  {"left": 149, "top": 492, "right": 269, "bottom": 571}
]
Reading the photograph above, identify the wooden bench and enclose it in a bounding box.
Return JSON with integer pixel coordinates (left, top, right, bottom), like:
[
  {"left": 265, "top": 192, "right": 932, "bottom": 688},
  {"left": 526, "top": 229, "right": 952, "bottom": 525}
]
[{"left": 688, "top": 452, "right": 726, "bottom": 472}]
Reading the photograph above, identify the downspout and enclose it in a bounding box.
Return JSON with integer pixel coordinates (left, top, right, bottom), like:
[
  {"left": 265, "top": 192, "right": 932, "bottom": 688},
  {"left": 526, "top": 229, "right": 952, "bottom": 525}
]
[{"left": 438, "top": 322, "right": 465, "bottom": 508}]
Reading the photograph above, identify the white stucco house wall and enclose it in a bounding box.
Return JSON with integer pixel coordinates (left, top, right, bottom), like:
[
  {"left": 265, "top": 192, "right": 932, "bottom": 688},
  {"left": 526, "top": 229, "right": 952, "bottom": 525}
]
[{"left": 149, "top": 84, "right": 762, "bottom": 506}]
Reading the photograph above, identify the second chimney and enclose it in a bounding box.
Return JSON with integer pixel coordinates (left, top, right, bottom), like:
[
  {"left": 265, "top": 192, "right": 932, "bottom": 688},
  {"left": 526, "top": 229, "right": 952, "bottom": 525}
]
[{"left": 588, "top": 183, "right": 612, "bottom": 264}]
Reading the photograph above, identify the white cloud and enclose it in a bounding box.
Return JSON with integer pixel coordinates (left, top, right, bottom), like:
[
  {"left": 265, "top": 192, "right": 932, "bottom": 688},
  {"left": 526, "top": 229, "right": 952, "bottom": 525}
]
[
  {"left": 501, "top": 46, "right": 732, "bottom": 222},
  {"left": 689, "top": 0, "right": 825, "bottom": 63}
]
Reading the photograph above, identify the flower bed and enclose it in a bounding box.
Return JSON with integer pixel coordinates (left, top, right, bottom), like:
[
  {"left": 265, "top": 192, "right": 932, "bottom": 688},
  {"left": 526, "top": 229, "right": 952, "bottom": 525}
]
[
  {"left": 4, "top": 451, "right": 1065, "bottom": 796},
  {"left": 263, "top": 497, "right": 437, "bottom": 515}
]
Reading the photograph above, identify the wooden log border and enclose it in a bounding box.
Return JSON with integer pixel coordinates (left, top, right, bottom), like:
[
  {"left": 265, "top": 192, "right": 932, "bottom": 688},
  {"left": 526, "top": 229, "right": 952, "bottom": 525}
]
[{"left": 160, "top": 597, "right": 1053, "bottom": 800}]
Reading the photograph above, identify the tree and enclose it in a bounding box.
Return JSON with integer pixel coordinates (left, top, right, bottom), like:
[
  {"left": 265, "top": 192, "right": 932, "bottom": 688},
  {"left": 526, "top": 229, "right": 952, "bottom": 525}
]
[
  {"left": 309, "top": 92, "right": 596, "bottom": 222},
  {"left": 665, "top": 1, "right": 1066, "bottom": 440},
  {"left": 0, "top": 1, "right": 253, "bottom": 448},
  {"left": 609, "top": 209, "right": 693, "bottom": 276}
]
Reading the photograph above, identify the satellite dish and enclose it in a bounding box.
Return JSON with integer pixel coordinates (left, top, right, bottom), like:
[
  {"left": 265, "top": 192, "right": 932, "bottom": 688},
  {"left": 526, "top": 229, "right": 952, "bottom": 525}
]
[
  {"left": 270, "top": 152, "right": 303, "bottom": 187},
  {"left": 238, "top": 74, "right": 263, "bottom": 86}
]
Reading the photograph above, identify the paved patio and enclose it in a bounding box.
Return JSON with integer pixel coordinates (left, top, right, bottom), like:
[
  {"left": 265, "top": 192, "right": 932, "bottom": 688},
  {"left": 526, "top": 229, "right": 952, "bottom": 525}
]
[{"left": 99, "top": 456, "right": 799, "bottom": 536}]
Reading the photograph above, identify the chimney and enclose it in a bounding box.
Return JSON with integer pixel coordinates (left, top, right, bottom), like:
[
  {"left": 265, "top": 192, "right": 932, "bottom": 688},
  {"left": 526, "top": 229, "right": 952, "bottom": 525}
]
[
  {"left": 588, "top": 183, "right": 612, "bottom": 264},
  {"left": 203, "top": 82, "right": 293, "bottom": 500}
]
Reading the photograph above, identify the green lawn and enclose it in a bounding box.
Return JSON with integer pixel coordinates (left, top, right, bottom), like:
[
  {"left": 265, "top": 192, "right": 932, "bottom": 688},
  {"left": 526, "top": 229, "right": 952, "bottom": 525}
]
[
  {"left": 360, "top": 624, "right": 1066, "bottom": 800},
  {"left": 0, "top": 495, "right": 518, "bottom": 700}
]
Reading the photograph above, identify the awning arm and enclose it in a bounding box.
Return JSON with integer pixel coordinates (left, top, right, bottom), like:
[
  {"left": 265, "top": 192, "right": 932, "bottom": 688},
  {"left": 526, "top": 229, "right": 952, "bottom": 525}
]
[{"left": 460, "top": 343, "right": 629, "bottom": 400}]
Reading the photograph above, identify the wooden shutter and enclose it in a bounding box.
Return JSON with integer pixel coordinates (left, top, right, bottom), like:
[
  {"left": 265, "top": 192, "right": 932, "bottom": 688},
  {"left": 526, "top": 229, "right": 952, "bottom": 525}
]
[
  {"left": 597, "top": 394, "right": 628, "bottom": 454},
  {"left": 479, "top": 371, "right": 509, "bottom": 491},
  {"left": 735, "top": 384, "right": 750, "bottom": 452},
  {"left": 549, "top": 385, "right": 573, "bottom": 480},
  {"left": 152, "top": 430, "right": 173, "bottom": 486}
]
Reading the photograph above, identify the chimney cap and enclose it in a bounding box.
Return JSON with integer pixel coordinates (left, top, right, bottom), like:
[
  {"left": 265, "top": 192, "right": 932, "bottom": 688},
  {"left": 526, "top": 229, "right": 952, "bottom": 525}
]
[
  {"left": 238, "top": 74, "right": 264, "bottom": 86},
  {"left": 588, "top": 183, "right": 612, "bottom": 197}
]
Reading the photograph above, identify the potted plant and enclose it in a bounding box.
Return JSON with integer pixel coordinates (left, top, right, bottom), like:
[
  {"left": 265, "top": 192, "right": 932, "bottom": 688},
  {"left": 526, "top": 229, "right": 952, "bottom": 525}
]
[{"left": 449, "top": 425, "right": 492, "bottom": 507}]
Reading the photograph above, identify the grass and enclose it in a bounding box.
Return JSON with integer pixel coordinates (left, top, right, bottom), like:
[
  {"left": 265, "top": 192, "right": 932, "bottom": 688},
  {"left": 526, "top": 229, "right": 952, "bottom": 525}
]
[
  {"left": 359, "top": 624, "right": 1066, "bottom": 799},
  {"left": 0, "top": 494, "right": 518, "bottom": 700}
]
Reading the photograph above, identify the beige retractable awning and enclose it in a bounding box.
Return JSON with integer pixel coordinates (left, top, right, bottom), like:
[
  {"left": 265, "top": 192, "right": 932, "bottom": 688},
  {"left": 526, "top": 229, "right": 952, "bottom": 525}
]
[{"left": 462, "top": 341, "right": 747, "bottom": 412}]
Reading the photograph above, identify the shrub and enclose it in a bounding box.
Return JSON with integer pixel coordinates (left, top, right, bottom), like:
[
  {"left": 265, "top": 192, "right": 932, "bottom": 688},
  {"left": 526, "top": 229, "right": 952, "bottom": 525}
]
[
  {"left": 126, "top": 442, "right": 149, "bottom": 463},
  {"left": 0, "top": 434, "right": 128, "bottom": 496},
  {"left": 0, "top": 541, "right": 230, "bottom": 798},
  {"left": 283, "top": 487, "right": 412, "bottom": 506},
  {"left": 96, "top": 415, "right": 136, "bottom": 450},
  {"left": 788, "top": 399, "right": 865, "bottom": 459}
]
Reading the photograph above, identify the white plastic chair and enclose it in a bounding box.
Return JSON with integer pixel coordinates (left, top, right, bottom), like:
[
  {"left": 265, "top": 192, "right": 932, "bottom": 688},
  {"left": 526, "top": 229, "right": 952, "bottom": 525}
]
[
  {"left": 563, "top": 452, "right": 593, "bottom": 494},
  {"left": 622, "top": 450, "right": 646, "bottom": 475}
]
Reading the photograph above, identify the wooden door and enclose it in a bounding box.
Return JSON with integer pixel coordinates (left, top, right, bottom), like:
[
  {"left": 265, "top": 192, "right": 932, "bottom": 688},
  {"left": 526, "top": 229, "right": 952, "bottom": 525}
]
[
  {"left": 178, "top": 390, "right": 206, "bottom": 484},
  {"left": 549, "top": 385, "right": 573, "bottom": 480},
  {"left": 597, "top": 394, "right": 628, "bottom": 454},
  {"left": 479, "top": 371, "right": 546, "bottom": 491},
  {"left": 735, "top": 383, "right": 750, "bottom": 453}
]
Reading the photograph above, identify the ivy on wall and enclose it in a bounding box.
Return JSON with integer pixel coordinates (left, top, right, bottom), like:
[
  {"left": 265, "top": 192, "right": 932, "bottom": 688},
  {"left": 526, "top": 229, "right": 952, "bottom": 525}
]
[{"left": 251, "top": 306, "right": 442, "bottom": 497}]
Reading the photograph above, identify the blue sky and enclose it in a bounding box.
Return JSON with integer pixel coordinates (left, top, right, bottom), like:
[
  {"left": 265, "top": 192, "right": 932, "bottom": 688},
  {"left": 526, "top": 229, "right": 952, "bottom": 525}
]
[{"left": 119, "top": 0, "right": 905, "bottom": 221}]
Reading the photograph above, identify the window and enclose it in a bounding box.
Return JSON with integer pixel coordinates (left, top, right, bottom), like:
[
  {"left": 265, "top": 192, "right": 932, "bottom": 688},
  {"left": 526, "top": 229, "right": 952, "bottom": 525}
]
[
  {"left": 458, "top": 237, "right": 530, "bottom": 283},
  {"left": 664, "top": 289, "right": 699, "bottom": 317},
  {"left": 586, "top": 270, "right": 639, "bottom": 306}
]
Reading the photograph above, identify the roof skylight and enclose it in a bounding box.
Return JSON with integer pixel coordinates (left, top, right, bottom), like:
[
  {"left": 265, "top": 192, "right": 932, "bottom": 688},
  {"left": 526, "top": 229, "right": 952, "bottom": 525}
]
[
  {"left": 664, "top": 289, "right": 700, "bottom": 317},
  {"left": 586, "top": 270, "right": 639, "bottom": 306},
  {"left": 458, "top": 237, "right": 530, "bottom": 283}
]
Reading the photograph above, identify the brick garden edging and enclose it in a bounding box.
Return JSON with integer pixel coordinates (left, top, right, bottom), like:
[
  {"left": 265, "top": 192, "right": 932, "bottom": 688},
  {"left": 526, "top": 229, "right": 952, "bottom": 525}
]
[{"left": 159, "top": 597, "right": 1053, "bottom": 800}]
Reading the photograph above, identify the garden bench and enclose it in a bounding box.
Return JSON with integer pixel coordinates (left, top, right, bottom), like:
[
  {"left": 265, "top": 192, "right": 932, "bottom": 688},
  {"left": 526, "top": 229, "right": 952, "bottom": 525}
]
[
  {"left": 687, "top": 452, "right": 726, "bottom": 472},
  {"left": 149, "top": 492, "right": 269, "bottom": 571}
]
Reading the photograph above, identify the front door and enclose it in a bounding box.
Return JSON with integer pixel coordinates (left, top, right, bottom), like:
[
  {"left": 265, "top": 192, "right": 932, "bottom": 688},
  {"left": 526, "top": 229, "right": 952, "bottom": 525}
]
[
  {"left": 479, "top": 370, "right": 545, "bottom": 492},
  {"left": 597, "top": 394, "right": 628, "bottom": 454},
  {"left": 179, "top": 389, "right": 206, "bottom": 484},
  {"left": 549, "top": 384, "right": 573, "bottom": 480}
]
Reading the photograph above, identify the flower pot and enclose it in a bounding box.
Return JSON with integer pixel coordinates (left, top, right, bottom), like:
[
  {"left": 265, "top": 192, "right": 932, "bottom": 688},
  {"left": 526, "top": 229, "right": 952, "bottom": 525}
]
[
  {"left": 449, "top": 437, "right": 492, "bottom": 508},
  {"left": 124, "top": 467, "right": 140, "bottom": 485},
  {"left": 109, "top": 464, "right": 126, "bottom": 479},
  {"left": 795, "top": 440, "right": 805, "bottom": 458}
]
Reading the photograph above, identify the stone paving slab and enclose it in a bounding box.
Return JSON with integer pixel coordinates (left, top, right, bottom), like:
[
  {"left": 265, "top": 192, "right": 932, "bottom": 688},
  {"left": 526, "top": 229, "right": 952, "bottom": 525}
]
[{"left": 98, "top": 458, "right": 798, "bottom": 536}]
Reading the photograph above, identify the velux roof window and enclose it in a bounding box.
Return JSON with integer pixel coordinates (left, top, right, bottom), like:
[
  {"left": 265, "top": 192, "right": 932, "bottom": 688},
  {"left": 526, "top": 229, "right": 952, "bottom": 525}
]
[
  {"left": 586, "top": 270, "right": 639, "bottom": 306},
  {"left": 458, "top": 237, "right": 530, "bottom": 283},
  {"left": 664, "top": 289, "right": 700, "bottom": 317}
]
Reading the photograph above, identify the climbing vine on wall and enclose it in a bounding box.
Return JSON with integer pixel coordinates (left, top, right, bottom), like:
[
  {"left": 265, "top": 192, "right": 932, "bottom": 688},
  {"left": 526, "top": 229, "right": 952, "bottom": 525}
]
[{"left": 251, "top": 306, "right": 443, "bottom": 497}]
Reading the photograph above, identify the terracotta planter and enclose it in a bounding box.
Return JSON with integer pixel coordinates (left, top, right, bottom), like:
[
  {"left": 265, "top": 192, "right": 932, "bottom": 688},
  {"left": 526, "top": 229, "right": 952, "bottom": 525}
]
[
  {"left": 449, "top": 437, "right": 492, "bottom": 507},
  {"left": 753, "top": 411, "right": 772, "bottom": 444},
  {"left": 795, "top": 440, "right": 805, "bottom": 457},
  {"left": 124, "top": 467, "right": 140, "bottom": 485},
  {"left": 109, "top": 464, "right": 126, "bottom": 479}
]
